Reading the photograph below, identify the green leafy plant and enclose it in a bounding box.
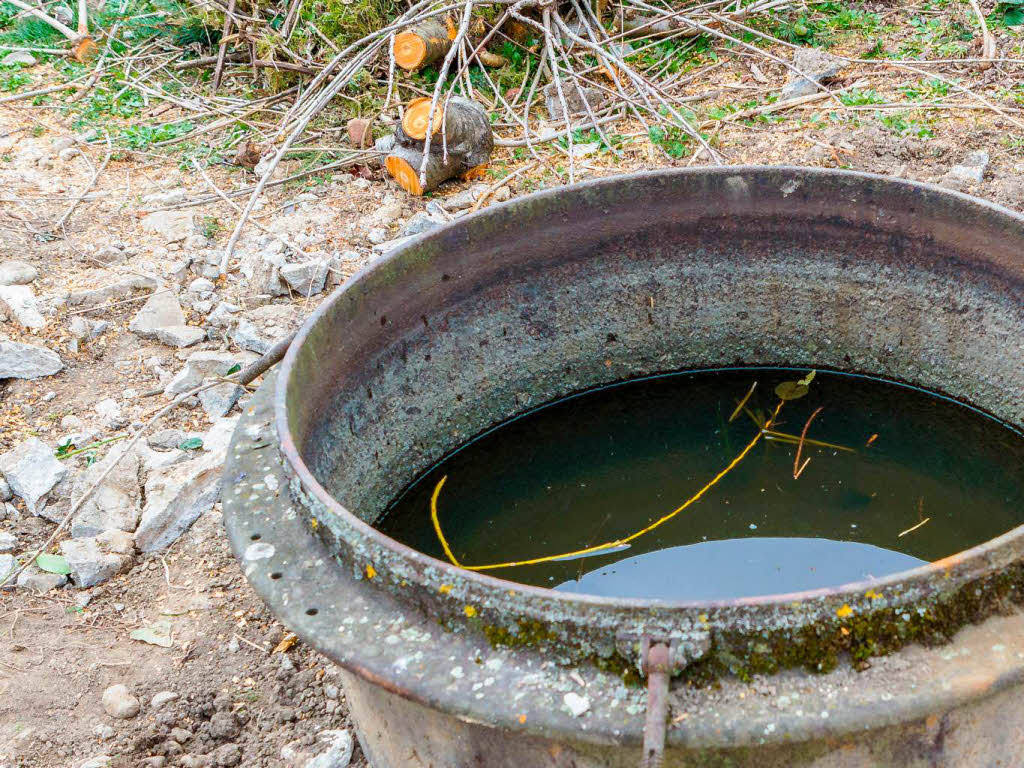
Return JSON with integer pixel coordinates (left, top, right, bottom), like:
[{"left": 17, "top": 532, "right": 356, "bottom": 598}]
[
  {"left": 118, "top": 121, "right": 195, "bottom": 149},
  {"left": 880, "top": 112, "right": 934, "bottom": 139},
  {"left": 995, "top": 0, "right": 1024, "bottom": 26},
  {"left": 648, "top": 123, "right": 693, "bottom": 158},
  {"left": 839, "top": 88, "right": 885, "bottom": 106},
  {"left": 0, "top": 71, "right": 30, "bottom": 92}
]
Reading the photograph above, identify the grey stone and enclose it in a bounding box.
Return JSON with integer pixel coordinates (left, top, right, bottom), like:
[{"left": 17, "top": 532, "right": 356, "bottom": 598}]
[
  {"left": 443, "top": 183, "right": 488, "bottom": 211},
  {"left": 280, "top": 260, "right": 329, "bottom": 297},
  {"left": 1, "top": 51, "right": 36, "bottom": 66},
  {"left": 165, "top": 350, "right": 255, "bottom": 397},
  {"left": 231, "top": 319, "right": 269, "bottom": 354},
  {"left": 94, "top": 398, "right": 126, "bottom": 429},
  {"left": 78, "top": 757, "right": 113, "bottom": 768},
  {"left": 400, "top": 212, "right": 445, "bottom": 238},
  {"left": 151, "top": 690, "right": 180, "bottom": 710},
  {"left": 0, "top": 259, "right": 38, "bottom": 285},
  {"left": 207, "top": 301, "right": 240, "bottom": 329},
  {"left": 0, "top": 437, "right": 67, "bottom": 515},
  {"left": 366, "top": 227, "right": 389, "bottom": 245},
  {"left": 142, "top": 188, "right": 187, "bottom": 207},
  {"left": 129, "top": 291, "right": 187, "bottom": 339},
  {"left": 944, "top": 150, "right": 991, "bottom": 186},
  {"left": 0, "top": 553, "right": 14, "bottom": 582},
  {"left": 70, "top": 446, "right": 141, "bottom": 537},
  {"left": 0, "top": 340, "right": 62, "bottom": 380},
  {"left": 17, "top": 566, "right": 67, "bottom": 593},
  {"left": 239, "top": 250, "right": 287, "bottom": 296},
  {"left": 543, "top": 82, "right": 607, "bottom": 121},
  {"left": 69, "top": 316, "right": 108, "bottom": 341},
  {"left": 35, "top": 472, "right": 73, "bottom": 524},
  {"left": 189, "top": 277, "right": 216, "bottom": 294},
  {"left": 210, "top": 712, "right": 239, "bottom": 739},
  {"left": 135, "top": 451, "right": 224, "bottom": 551},
  {"left": 148, "top": 429, "right": 186, "bottom": 452},
  {"left": 214, "top": 743, "right": 242, "bottom": 767},
  {"left": 202, "top": 417, "right": 239, "bottom": 455},
  {"left": 781, "top": 47, "right": 845, "bottom": 100},
  {"left": 60, "top": 534, "right": 134, "bottom": 587},
  {"left": 155, "top": 325, "right": 206, "bottom": 348},
  {"left": 361, "top": 199, "right": 403, "bottom": 229},
  {"left": 0, "top": 531, "right": 15, "bottom": 552},
  {"left": 305, "top": 730, "right": 353, "bottom": 768},
  {"left": 140, "top": 210, "right": 195, "bottom": 243},
  {"left": 101, "top": 684, "right": 140, "bottom": 719},
  {"left": 0, "top": 476, "right": 10, "bottom": 502},
  {"left": 67, "top": 276, "right": 157, "bottom": 307},
  {"left": 199, "top": 383, "right": 244, "bottom": 418},
  {"left": 135, "top": 444, "right": 190, "bottom": 473}
]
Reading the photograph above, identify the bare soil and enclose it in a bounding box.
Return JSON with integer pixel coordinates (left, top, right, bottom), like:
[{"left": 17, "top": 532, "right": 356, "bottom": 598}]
[{"left": 1, "top": 43, "right": 1023, "bottom": 767}]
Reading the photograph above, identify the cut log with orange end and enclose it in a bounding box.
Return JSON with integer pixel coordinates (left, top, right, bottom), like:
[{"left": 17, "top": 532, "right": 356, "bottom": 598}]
[
  {"left": 385, "top": 155, "right": 424, "bottom": 196},
  {"left": 379, "top": 97, "right": 494, "bottom": 196},
  {"left": 72, "top": 36, "right": 98, "bottom": 63},
  {"left": 402, "top": 97, "right": 444, "bottom": 141},
  {"left": 393, "top": 19, "right": 451, "bottom": 71}
]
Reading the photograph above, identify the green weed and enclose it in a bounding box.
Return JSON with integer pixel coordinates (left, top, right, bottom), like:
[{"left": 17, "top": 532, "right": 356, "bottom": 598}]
[
  {"left": 0, "top": 70, "right": 30, "bottom": 91},
  {"left": 880, "top": 112, "right": 934, "bottom": 138},
  {"left": 839, "top": 88, "right": 885, "bottom": 106}
]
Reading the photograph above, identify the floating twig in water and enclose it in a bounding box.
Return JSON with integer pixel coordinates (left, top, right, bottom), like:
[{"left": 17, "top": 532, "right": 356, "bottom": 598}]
[
  {"left": 728, "top": 381, "right": 757, "bottom": 423},
  {"left": 866, "top": 433, "right": 879, "bottom": 447},
  {"left": 898, "top": 517, "right": 931, "bottom": 538},
  {"left": 793, "top": 407, "right": 824, "bottom": 480},
  {"left": 762, "top": 430, "right": 855, "bottom": 453},
  {"left": 899, "top": 497, "right": 930, "bottom": 537},
  {"left": 431, "top": 402, "right": 784, "bottom": 571}
]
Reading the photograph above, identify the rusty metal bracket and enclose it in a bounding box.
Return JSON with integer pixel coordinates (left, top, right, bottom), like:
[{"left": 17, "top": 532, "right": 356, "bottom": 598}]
[{"left": 640, "top": 639, "right": 672, "bottom": 768}]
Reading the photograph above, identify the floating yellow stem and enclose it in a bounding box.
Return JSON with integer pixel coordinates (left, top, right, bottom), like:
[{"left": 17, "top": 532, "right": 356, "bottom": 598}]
[
  {"left": 898, "top": 517, "right": 931, "bottom": 537},
  {"left": 430, "top": 475, "right": 462, "bottom": 567},
  {"left": 728, "top": 381, "right": 757, "bottom": 423},
  {"left": 430, "top": 402, "right": 784, "bottom": 572},
  {"left": 762, "top": 430, "right": 855, "bottom": 453}
]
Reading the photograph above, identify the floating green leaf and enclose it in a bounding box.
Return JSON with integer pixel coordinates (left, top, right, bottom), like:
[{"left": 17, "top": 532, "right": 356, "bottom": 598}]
[
  {"left": 36, "top": 553, "right": 71, "bottom": 575},
  {"left": 776, "top": 370, "right": 816, "bottom": 401},
  {"left": 179, "top": 437, "right": 204, "bottom": 451},
  {"left": 775, "top": 381, "right": 809, "bottom": 401}
]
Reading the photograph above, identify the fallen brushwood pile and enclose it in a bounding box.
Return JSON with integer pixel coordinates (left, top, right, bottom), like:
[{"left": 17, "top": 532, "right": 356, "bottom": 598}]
[{"left": 2, "top": 0, "right": 1016, "bottom": 268}]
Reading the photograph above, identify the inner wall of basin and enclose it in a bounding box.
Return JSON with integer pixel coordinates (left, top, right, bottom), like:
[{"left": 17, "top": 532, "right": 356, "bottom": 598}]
[{"left": 292, "top": 223, "right": 1022, "bottom": 533}]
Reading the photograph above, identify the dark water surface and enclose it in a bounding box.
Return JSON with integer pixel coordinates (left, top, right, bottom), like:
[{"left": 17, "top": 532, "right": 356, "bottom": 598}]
[{"left": 378, "top": 369, "right": 1024, "bottom": 601}]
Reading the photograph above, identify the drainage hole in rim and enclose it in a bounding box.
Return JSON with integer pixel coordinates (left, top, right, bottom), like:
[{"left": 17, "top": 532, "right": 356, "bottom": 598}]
[
  {"left": 270, "top": 572, "right": 283, "bottom": 580},
  {"left": 250, "top": 533, "right": 261, "bottom": 541},
  {"left": 306, "top": 608, "right": 319, "bottom": 616}
]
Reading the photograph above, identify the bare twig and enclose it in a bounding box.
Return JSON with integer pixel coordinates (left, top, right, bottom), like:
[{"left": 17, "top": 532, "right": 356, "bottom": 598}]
[
  {"left": 968, "top": 0, "right": 996, "bottom": 69},
  {"left": 50, "top": 133, "right": 112, "bottom": 233},
  {"left": 212, "top": 0, "right": 236, "bottom": 91}
]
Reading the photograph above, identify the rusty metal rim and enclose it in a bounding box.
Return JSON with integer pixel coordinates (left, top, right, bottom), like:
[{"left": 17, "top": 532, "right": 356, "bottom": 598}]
[
  {"left": 227, "top": 376, "right": 1024, "bottom": 751},
  {"left": 274, "top": 165, "right": 1024, "bottom": 616}
]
